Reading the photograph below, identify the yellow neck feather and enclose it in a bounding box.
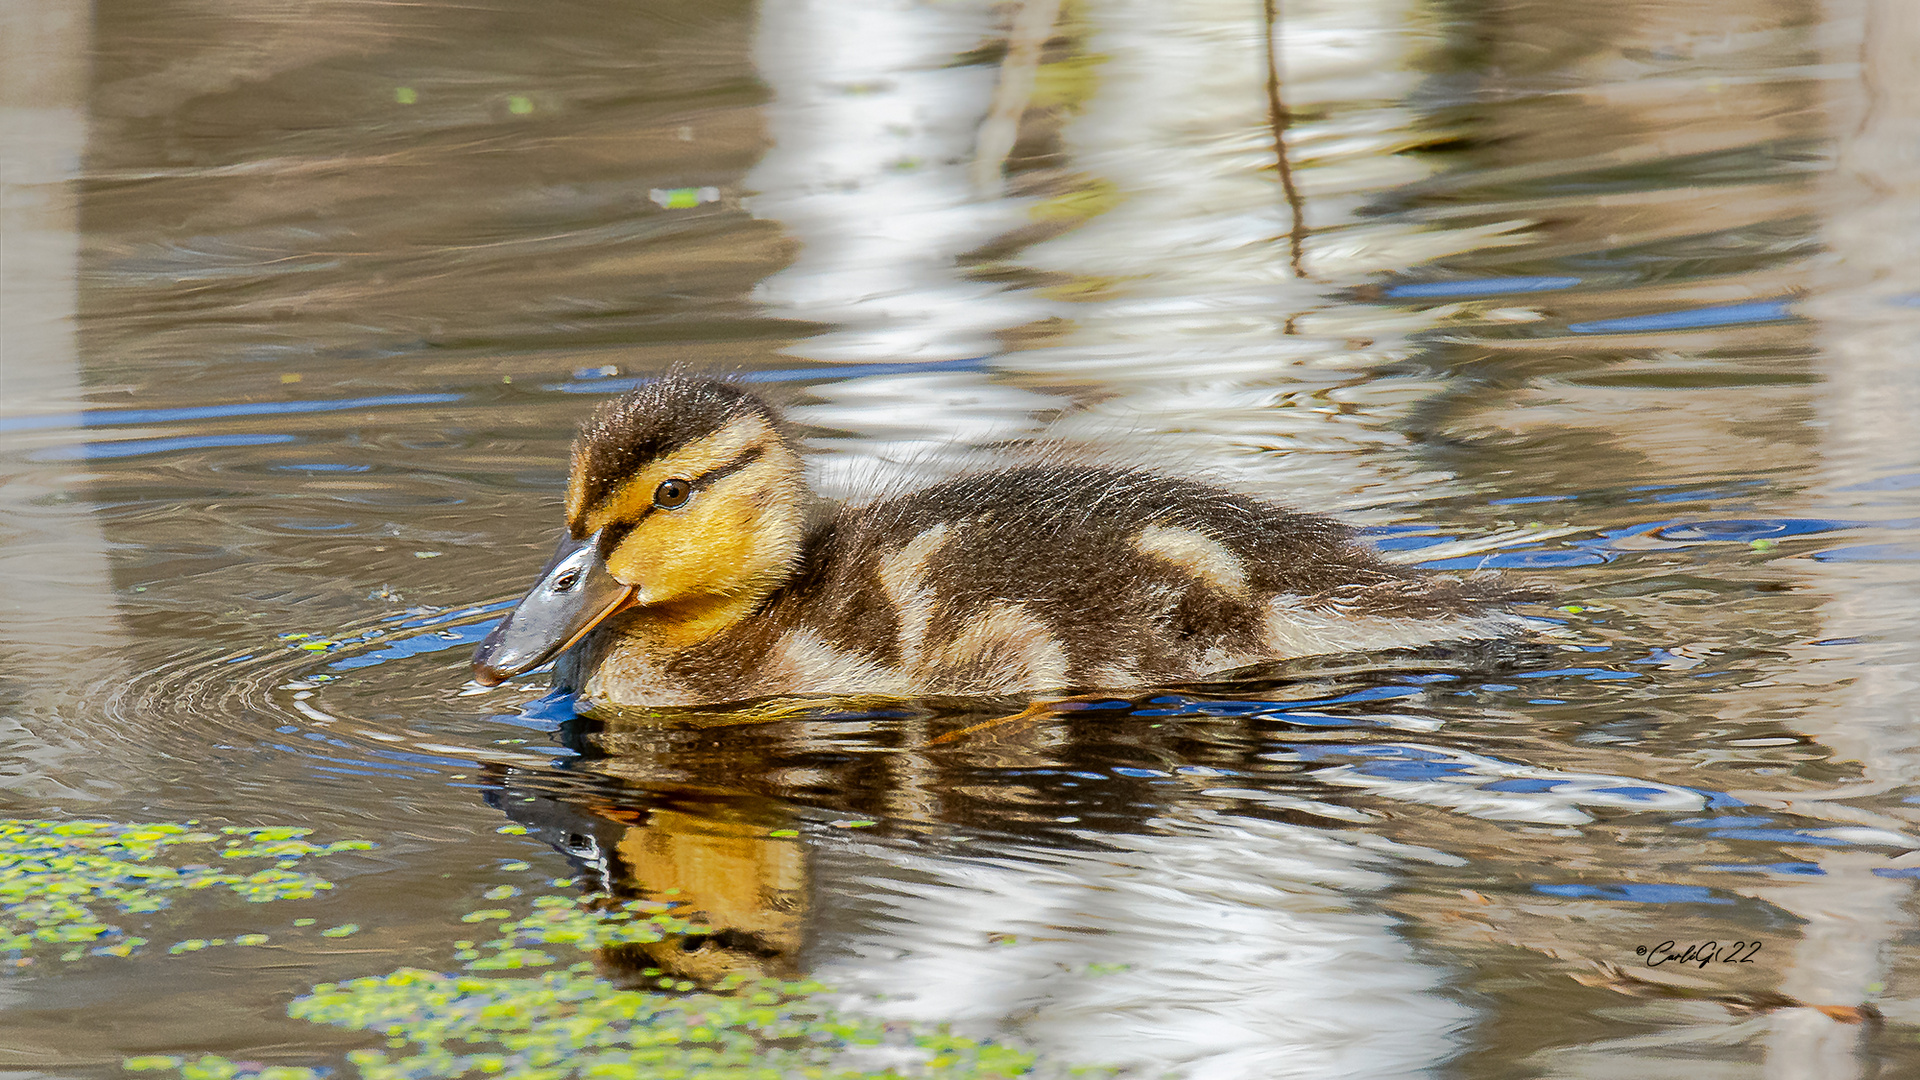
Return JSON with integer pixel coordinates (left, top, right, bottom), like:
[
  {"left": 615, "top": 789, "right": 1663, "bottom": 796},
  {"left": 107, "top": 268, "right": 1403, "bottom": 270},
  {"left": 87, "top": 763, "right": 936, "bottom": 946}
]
[{"left": 609, "top": 589, "right": 769, "bottom": 655}]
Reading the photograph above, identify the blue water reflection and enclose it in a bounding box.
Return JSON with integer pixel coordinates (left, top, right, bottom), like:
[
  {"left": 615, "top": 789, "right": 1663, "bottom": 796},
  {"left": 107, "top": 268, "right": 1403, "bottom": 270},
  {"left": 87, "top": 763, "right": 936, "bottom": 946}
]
[{"left": 1567, "top": 298, "right": 1796, "bottom": 334}]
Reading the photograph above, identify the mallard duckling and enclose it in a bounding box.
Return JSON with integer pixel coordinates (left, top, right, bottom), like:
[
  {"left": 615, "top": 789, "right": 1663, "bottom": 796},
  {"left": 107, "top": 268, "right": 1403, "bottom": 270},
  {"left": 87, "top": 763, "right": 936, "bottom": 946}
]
[{"left": 472, "top": 375, "right": 1525, "bottom": 707}]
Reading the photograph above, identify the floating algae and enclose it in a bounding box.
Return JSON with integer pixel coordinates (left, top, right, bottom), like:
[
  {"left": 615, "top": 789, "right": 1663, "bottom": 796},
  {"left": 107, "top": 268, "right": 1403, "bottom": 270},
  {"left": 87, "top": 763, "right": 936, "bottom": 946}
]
[
  {"left": 1, "top": 818, "right": 374, "bottom": 966},
  {"left": 123, "top": 889, "right": 1096, "bottom": 1079},
  {"left": 10, "top": 817, "right": 1096, "bottom": 1076}
]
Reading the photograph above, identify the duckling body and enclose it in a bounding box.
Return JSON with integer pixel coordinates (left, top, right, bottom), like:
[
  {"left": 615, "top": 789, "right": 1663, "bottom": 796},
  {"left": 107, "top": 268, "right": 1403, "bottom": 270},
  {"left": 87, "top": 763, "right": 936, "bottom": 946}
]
[{"left": 475, "top": 376, "right": 1524, "bottom": 707}]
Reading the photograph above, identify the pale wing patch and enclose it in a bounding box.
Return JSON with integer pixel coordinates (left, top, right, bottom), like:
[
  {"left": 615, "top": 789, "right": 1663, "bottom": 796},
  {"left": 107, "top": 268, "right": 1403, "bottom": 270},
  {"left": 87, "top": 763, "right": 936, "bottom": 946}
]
[
  {"left": 762, "top": 629, "right": 912, "bottom": 695},
  {"left": 1133, "top": 525, "right": 1250, "bottom": 595},
  {"left": 1261, "top": 595, "right": 1527, "bottom": 658},
  {"left": 925, "top": 602, "right": 1069, "bottom": 694},
  {"left": 876, "top": 523, "right": 951, "bottom": 665}
]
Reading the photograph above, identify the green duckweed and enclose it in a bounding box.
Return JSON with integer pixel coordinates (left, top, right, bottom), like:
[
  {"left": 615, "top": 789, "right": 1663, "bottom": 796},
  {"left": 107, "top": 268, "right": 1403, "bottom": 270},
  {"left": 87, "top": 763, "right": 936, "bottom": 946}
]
[
  {"left": 1, "top": 818, "right": 374, "bottom": 966},
  {"left": 289, "top": 966, "right": 1043, "bottom": 1079},
  {"left": 125, "top": 889, "right": 1083, "bottom": 1079}
]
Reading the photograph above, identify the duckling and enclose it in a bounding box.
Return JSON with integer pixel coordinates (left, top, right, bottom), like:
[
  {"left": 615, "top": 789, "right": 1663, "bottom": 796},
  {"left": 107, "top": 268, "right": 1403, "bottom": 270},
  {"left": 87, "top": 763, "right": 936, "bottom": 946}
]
[{"left": 472, "top": 374, "right": 1526, "bottom": 707}]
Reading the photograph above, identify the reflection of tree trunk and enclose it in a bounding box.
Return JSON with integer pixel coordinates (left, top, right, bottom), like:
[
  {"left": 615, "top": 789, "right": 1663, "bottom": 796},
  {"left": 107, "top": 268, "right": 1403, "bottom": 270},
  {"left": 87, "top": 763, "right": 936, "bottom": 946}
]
[
  {"left": 0, "top": 0, "right": 89, "bottom": 415},
  {"left": 745, "top": 0, "right": 1056, "bottom": 488},
  {"left": 0, "top": 0, "right": 126, "bottom": 742},
  {"left": 1764, "top": 3, "right": 1920, "bottom": 1076},
  {"left": 972, "top": 0, "right": 1066, "bottom": 197},
  {"left": 1260, "top": 0, "right": 1307, "bottom": 278}
]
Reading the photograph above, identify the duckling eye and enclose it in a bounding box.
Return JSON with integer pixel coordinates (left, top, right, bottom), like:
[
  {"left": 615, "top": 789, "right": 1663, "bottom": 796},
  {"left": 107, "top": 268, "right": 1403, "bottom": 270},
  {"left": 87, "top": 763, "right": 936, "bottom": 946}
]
[{"left": 653, "top": 478, "right": 693, "bottom": 510}]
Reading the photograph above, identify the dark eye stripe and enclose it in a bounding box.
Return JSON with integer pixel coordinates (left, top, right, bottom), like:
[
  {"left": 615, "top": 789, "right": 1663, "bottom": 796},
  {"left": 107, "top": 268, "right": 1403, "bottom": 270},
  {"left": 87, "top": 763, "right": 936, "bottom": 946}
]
[
  {"left": 595, "top": 445, "right": 768, "bottom": 552},
  {"left": 693, "top": 445, "right": 764, "bottom": 491},
  {"left": 598, "top": 519, "right": 635, "bottom": 555}
]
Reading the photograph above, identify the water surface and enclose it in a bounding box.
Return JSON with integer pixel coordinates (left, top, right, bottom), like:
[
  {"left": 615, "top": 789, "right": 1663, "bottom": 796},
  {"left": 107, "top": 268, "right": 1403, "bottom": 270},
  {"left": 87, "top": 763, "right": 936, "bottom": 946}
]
[{"left": 4, "top": 0, "right": 1920, "bottom": 1076}]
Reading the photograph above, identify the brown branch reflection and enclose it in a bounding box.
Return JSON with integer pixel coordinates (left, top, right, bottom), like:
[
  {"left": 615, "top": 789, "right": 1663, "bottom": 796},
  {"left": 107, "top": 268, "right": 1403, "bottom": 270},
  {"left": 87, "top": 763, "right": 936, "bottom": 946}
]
[{"left": 1261, "top": 0, "right": 1308, "bottom": 279}]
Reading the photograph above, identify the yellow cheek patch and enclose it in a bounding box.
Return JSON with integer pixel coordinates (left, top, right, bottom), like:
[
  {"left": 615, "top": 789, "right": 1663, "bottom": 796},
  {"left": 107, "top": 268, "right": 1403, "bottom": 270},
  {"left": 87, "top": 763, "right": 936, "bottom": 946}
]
[
  {"left": 596, "top": 437, "right": 806, "bottom": 612},
  {"left": 605, "top": 491, "right": 766, "bottom": 601}
]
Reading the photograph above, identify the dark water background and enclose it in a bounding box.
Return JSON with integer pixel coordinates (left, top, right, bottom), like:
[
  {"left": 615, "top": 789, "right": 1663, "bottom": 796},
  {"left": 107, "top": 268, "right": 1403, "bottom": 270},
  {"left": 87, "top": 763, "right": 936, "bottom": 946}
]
[{"left": 4, "top": 0, "right": 1920, "bottom": 1076}]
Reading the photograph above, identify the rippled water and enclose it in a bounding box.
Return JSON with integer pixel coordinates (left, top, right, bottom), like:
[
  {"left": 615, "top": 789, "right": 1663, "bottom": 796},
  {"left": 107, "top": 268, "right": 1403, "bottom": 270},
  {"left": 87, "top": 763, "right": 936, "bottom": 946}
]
[{"left": 5, "top": 0, "right": 1920, "bottom": 1076}]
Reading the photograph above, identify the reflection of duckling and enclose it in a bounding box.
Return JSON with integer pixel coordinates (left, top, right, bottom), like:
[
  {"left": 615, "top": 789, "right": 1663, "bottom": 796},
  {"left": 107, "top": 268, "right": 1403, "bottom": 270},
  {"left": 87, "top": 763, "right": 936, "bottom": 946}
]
[
  {"left": 487, "top": 776, "right": 806, "bottom": 988},
  {"left": 590, "top": 797, "right": 805, "bottom": 988},
  {"left": 474, "top": 375, "right": 1524, "bottom": 707}
]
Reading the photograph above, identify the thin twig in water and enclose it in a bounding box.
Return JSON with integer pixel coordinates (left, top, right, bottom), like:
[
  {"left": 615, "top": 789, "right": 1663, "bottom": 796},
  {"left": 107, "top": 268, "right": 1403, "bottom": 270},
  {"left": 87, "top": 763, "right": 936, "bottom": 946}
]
[{"left": 1262, "top": 0, "right": 1309, "bottom": 279}]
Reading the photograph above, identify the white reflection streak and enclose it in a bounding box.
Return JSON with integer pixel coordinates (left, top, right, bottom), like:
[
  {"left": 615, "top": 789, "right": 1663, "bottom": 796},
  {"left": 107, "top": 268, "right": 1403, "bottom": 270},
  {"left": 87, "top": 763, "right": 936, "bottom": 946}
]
[
  {"left": 1760, "top": 3, "right": 1920, "bottom": 1075},
  {"left": 0, "top": 0, "right": 125, "bottom": 800},
  {"left": 746, "top": 0, "right": 1060, "bottom": 485},
  {"left": 1283, "top": 744, "right": 1712, "bottom": 825},
  {"left": 747, "top": 0, "right": 1036, "bottom": 361},
  {"left": 824, "top": 814, "right": 1467, "bottom": 1080}
]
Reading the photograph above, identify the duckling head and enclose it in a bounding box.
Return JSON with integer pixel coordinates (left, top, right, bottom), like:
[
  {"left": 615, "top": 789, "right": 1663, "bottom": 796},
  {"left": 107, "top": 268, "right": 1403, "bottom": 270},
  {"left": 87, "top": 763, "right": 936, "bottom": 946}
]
[{"left": 473, "top": 376, "right": 807, "bottom": 685}]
